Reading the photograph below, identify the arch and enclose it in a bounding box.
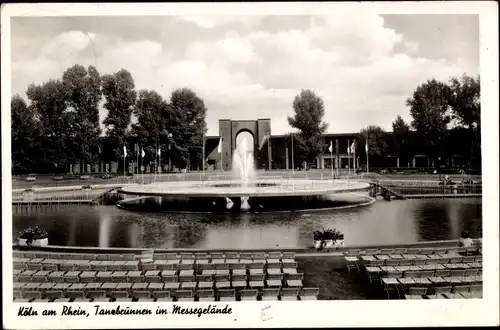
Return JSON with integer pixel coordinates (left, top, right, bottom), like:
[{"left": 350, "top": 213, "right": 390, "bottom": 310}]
[
  {"left": 234, "top": 128, "right": 256, "bottom": 150},
  {"left": 219, "top": 119, "right": 271, "bottom": 170}
]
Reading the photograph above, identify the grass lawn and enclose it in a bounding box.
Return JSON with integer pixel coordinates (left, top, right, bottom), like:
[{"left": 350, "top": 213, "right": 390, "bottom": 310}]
[{"left": 297, "top": 256, "right": 386, "bottom": 300}]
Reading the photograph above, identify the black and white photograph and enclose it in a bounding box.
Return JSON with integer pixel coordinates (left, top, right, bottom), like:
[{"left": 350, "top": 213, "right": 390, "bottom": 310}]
[{"left": 2, "top": 2, "right": 498, "bottom": 328}]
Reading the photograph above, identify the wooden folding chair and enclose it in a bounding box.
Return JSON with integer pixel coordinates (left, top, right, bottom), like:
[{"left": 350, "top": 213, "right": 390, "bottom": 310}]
[
  {"left": 240, "top": 289, "right": 258, "bottom": 301},
  {"left": 218, "top": 289, "right": 236, "bottom": 301},
  {"left": 154, "top": 290, "right": 172, "bottom": 302},
  {"left": 280, "top": 288, "right": 299, "bottom": 301},
  {"left": 198, "top": 289, "right": 215, "bottom": 302},
  {"left": 262, "top": 288, "right": 280, "bottom": 301},
  {"left": 299, "top": 287, "right": 319, "bottom": 300},
  {"left": 404, "top": 287, "right": 427, "bottom": 299}
]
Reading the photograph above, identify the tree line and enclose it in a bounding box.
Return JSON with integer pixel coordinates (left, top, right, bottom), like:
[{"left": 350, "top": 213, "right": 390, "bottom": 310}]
[
  {"left": 287, "top": 74, "right": 481, "bottom": 170},
  {"left": 11, "top": 65, "right": 207, "bottom": 174},
  {"left": 11, "top": 65, "right": 480, "bottom": 174}
]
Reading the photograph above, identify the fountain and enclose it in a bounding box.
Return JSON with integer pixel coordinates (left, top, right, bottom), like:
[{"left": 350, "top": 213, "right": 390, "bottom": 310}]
[
  {"left": 117, "top": 135, "right": 372, "bottom": 213},
  {"left": 231, "top": 137, "right": 255, "bottom": 210},
  {"left": 231, "top": 136, "right": 256, "bottom": 188}
]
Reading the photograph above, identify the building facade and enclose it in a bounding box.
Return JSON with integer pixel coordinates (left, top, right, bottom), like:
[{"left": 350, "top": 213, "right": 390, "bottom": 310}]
[{"left": 65, "top": 118, "right": 480, "bottom": 174}]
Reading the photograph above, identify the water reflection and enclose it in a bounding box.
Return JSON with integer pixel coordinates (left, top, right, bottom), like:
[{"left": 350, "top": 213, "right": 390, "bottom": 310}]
[
  {"left": 11, "top": 198, "right": 482, "bottom": 249},
  {"left": 128, "top": 222, "right": 140, "bottom": 248},
  {"left": 99, "top": 213, "right": 111, "bottom": 248},
  {"left": 413, "top": 201, "right": 452, "bottom": 241}
]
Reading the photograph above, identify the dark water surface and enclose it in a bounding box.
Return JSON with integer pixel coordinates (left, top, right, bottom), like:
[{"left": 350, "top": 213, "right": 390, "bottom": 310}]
[{"left": 12, "top": 198, "right": 482, "bottom": 249}]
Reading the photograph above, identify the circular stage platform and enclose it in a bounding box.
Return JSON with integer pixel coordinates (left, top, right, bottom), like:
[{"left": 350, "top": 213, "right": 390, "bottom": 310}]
[
  {"left": 118, "top": 179, "right": 369, "bottom": 198},
  {"left": 116, "top": 179, "right": 372, "bottom": 213}
]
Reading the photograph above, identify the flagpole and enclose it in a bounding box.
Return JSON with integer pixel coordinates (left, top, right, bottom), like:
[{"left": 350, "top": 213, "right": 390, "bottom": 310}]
[
  {"left": 158, "top": 148, "right": 161, "bottom": 184},
  {"left": 330, "top": 141, "right": 333, "bottom": 182},
  {"left": 154, "top": 148, "right": 157, "bottom": 183},
  {"left": 353, "top": 141, "right": 356, "bottom": 174},
  {"left": 366, "top": 140, "right": 369, "bottom": 173},
  {"left": 141, "top": 146, "right": 144, "bottom": 185},
  {"left": 134, "top": 143, "right": 139, "bottom": 182},
  {"left": 347, "top": 139, "right": 350, "bottom": 178},
  {"left": 123, "top": 145, "right": 126, "bottom": 180},
  {"left": 335, "top": 139, "right": 339, "bottom": 178},
  {"left": 202, "top": 130, "right": 205, "bottom": 182},
  {"left": 291, "top": 133, "right": 294, "bottom": 176}
]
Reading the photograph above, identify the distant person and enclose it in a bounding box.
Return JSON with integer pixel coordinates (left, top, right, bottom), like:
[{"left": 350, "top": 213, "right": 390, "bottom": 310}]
[{"left": 458, "top": 231, "right": 474, "bottom": 249}]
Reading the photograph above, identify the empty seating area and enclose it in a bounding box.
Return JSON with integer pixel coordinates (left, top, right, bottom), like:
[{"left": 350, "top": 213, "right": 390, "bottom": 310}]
[
  {"left": 12, "top": 250, "right": 319, "bottom": 302},
  {"left": 343, "top": 246, "right": 483, "bottom": 300}
]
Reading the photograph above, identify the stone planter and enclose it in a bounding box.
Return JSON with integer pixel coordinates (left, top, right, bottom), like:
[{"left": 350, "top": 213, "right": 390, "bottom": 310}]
[
  {"left": 314, "top": 239, "right": 345, "bottom": 249},
  {"left": 19, "top": 237, "right": 48, "bottom": 247}
]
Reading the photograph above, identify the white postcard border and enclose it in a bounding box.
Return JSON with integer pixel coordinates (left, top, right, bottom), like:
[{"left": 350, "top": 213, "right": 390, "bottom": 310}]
[{"left": 2, "top": 2, "right": 499, "bottom": 329}]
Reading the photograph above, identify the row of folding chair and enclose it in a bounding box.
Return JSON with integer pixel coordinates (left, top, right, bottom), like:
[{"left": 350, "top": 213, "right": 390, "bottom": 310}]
[
  {"left": 370, "top": 271, "right": 482, "bottom": 286},
  {"left": 14, "top": 257, "right": 301, "bottom": 271},
  {"left": 13, "top": 251, "right": 138, "bottom": 261},
  {"left": 404, "top": 284, "right": 483, "bottom": 300},
  {"left": 354, "top": 258, "right": 482, "bottom": 271},
  {"left": 363, "top": 256, "right": 480, "bottom": 267},
  {"left": 14, "top": 273, "right": 305, "bottom": 294},
  {"left": 14, "top": 287, "right": 319, "bottom": 302},
  {"left": 375, "top": 267, "right": 482, "bottom": 280},
  {"left": 354, "top": 261, "right": 482, "bottom": 278},
  {"left": 143, "top": 260, "right": 298, "bottom": 271},
  {"left": 381, "top": 276, "right": 482, "bottom": 298},
  {"left": 13, "top": 252, "right": 298, "bottom": 267},
  {"left": 145, "top": 271, "right": 303, "bottom": 281},
  {"left": 344, "top": 246, "right": 478, "bottom": 257},
  {"left": 14, "top": 259, "right": 141, "bottom": 272},
  {"left": 152, "top": 251, "right": 296, "bottom": 261},
  {"left": 142, "top": 263, "right": 299, "bottom": 275},
  {"left": 13, "top": 250, "right": 297, "bottom": 261},
  {"left": 14, "top": 269, "right": 303, "bottom": 285},
  {"left": 426, "top": 284, "right": 483, "bottom": 299},
  {"left": 14, "top": 270, "right": 148, "bottom": 283}
]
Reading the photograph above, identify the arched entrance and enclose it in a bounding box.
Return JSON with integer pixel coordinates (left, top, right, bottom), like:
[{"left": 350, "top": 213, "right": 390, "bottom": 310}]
[
  {"left": 235, "top": 130, "right": 255, "bottom": 154},
  {"left": 219, "top": 119, "right": 272, "bottom": 170},
  {"left": 234, "top": 130, "right": 256, "bottom": 173}
]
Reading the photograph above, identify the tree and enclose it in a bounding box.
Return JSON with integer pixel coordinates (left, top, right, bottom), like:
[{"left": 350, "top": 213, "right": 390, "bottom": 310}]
[
  {"left": 167, "top": 88, "right": 207, "bottom": 170},
  {"left": 131, "top": 90, "right": 167, "bottom": 170},
  {"left": 287, "top": 89, "right": 328, "bottom": 164},
  {"left": 26, "top": 79, "right": 71, "bottom": 173},
  {"left": 62, "top": 65, "right": 102, "bottom": 170},
  {"left": 406, "top": 79, "right": 452, "bottom": 168},
  {"left": 448, "top": 74, "right": 480, "bottom": 129},
  {"left": 392, "top": 115, "right": 411, "bottom": 166},
  {"left": 448, "top": 74, "right": 481, "bottom": 169},
  {"left": 102, "top": 69, "right": 137, "bottom": 162},
  {"left": 11, "top": 95, "right": 41, "bottom": 174},
  {"left": 358, "top": 125, "right": 388, "bottom": 167}
]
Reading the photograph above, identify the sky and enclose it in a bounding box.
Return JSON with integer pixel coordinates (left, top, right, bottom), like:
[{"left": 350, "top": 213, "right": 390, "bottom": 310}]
[{"left": 10, "top": 14, "right": 479, "bottom": 136}]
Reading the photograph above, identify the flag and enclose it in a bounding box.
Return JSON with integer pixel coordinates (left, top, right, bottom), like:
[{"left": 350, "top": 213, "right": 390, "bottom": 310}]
[
  {"left": 141, "top": 148, "right": 145, "bottom": 158},
  {"left": 217, "top": 137, "right": 223, "bottom": 153},
  {"left": 328, "top": 141, "right": 333, "bottom": 153},
  {"left": 157, "top": 148, "right": 161, "bottom": 157},
  {"left": 347, "top": 146, "right": 350, "bottom": 155},
  {"left": 259, "top": 135, "right": 269, "bottom": 150},
  {"left": 365, "top": 141, "right": 368, "bottom": 153},
  {"left": 351, "top": 142, "right": 356, "bottom": 154},
  {"left": 123, "top": 145, "right": 127, "bottom": 158}
]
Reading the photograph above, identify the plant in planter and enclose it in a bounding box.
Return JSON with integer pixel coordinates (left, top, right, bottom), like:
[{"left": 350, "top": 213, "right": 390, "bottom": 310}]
[
  {"left": 313, "top": 228, "right": 345, "bottom": 250},
  {"left": 19, "top": 226, "right": 49, "bottom": 247}
]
